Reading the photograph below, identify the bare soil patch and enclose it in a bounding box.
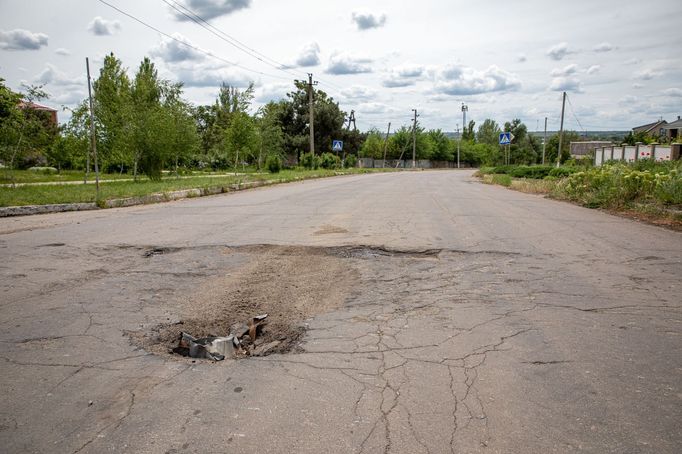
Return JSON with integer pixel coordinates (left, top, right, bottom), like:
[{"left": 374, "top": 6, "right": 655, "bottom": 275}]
[{"left": 132, "top": 245, "right": 359, "bottom": 358}]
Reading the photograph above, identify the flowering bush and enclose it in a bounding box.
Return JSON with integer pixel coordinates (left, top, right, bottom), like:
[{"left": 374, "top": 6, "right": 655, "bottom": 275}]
[{"left": 554, "top": 161, "right": 681, "bottom": 208}]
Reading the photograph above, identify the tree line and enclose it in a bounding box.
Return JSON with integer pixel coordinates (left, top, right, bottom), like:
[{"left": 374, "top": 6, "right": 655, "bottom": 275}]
[
  {"left": 360, "top": 118, "right": 580, "bottom": 166},
  {"left": 1, "top": 52, "right": 586, "bottom": 177}
]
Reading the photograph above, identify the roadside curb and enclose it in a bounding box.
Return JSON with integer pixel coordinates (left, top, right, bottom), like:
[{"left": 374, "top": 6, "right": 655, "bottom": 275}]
[
  {"left": 0, "top": 173, "right": 363, "bottom": 217},
  {"left": 0, "top": 202, "right": 99, "bottom": 217}
]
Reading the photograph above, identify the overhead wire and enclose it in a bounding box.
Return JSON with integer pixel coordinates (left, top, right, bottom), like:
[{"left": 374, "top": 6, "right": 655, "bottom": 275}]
[
  {"left": 160, "top": 0, "right": 304, "bottom": 80},
  {"left": 97, "top": 0, "right": 291, "bottom": 81},
  {"left": 566, "top": 94, "right": 586, "bottom": 134}
]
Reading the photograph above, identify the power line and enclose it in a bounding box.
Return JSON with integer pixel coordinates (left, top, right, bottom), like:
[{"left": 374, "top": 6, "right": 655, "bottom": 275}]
[
  {"left": 566, "top": 94, "right": 586, "bottom": 134},
  {"left": 97, "top": 0, "right": 290, "bottom": 81},
  {"left": 160, "top": 0, "right": 303, "bottom": 79}
]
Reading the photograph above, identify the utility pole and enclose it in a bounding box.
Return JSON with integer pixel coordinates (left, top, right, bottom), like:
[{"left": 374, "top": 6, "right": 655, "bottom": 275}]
[
  {"left": 456, "top": 123, "right": 460, "bottom": 169},
  {"left": 85, "top": 57, "right": 99, "bottom": 199},
  {"left": 306, "top": 73, "right": 318, "bottom": 155},
  {"left": 382, "top": 122, "right": 391, "bottom": 168},
  {"left": 557, "top": 91, "right": 566, "bottom": 168},
  {"left": 542, "top": 116, "right": 547, "bottom": 165},
  {"left": 411, "top": 109, "right": 418, "bottom": 168}
]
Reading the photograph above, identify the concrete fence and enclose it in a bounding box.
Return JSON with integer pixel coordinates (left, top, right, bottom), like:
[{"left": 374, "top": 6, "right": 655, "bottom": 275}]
[
  {"left": 357, "top": 158, "right": 471, "bottom": 169},
  {"left": 594, "top": 143, "right": 681, "bottom": 166}
]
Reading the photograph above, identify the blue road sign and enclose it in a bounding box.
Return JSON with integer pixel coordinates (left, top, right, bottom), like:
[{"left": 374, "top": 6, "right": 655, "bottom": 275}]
[
  {"left": 499, "top": 132, "right": 511, "bottom": 145},
  {"left": 332, "top": 140, "right": 343, "bottom": 152}
]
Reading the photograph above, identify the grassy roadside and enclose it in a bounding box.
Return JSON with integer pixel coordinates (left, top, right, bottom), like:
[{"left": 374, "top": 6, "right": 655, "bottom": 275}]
[
  {"left": 0, "top": 168, "right": 393, "bottom": 207},
  {"left": 1, "top": 169, "right": 136, "bottom": 184},
  {"left": 477, "top": 162, "right": 682, "bottom": 230}
]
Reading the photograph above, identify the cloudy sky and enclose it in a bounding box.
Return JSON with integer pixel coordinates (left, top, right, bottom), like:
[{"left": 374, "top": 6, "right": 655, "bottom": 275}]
[{"left": 1, "top": 0, "right": 680, "bottom": 132}]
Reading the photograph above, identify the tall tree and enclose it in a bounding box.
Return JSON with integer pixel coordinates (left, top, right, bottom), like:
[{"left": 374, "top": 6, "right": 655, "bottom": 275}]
[
  {"left": 224, "top": 111, "right": 257, "bottom": 171},
  {"left": 254, "top": 103, "right": 284, "bottom": 170},
  {"left": 426, "top": 129, "right": 453, "bottom": 161},
  {"left": 0, "top": 82, "right": 56, "bottom": 176},
  {"left": 477, "top": 119, "right": 502, "bottom": 146},
  {"left": 93, "top": 53, "right": 132, "bottom": 172}
]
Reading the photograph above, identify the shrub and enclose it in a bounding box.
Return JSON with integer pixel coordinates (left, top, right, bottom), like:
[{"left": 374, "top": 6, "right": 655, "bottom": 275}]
[
  {"left": 548, "top": 167, "right": 578, "bottom": 178},
  {"left": 319, "top": 152, "right": 341, "bottom": 169},
  {"left": 28, "top": 166, "right": 58, "bottom": 174},
  {"left": 265, "top": 155, "right": 282, "bottom": 173},
  {"left": 344, "top": 154, "right": 357, "bottom": 168},
  {"left": 299, "top": 152, "right": 320, "bottom": 170},
  {"left": 553, "top": 162, "right": 682, "bottom": 208},
  {"left": 491, "top": 174, "right": 512, "bottom": 186}
]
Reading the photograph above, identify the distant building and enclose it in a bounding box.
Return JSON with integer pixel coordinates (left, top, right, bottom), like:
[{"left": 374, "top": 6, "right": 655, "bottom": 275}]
[
  {"left": 632, "top": 119, "right": 667, "bottom": 138},
  {"left": 569, "top": 141, "right": 612, "bottom": 158},
  {"left": 662, "top": 116, "right": 682, "bottom": 141},
  {"left": 17, "top": 101, "right": 58, "bottom": 127}
]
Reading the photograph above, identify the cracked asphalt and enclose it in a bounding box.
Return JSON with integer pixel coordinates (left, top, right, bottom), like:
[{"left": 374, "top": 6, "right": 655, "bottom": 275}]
[{"left": 1, "top": 170, "right": 680, "bottom": 453}]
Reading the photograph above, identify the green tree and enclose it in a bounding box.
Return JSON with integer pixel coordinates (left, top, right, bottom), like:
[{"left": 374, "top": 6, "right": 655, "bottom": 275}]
[
  {"left": 0, "top": 82, "right": 57, "bottom": 176},
  {"left": 281, "top": 81, "right": 345, "bottom": 157},
  {"left": 386, "top": 124, "right": 430, "bottom": 160},
  {"left": 255, "top": 103, "right": 284, "bottom": 170},
  {"left": 225, "top": 111, "right": 257, "bottom": 171},
  {"left": 425, "top": 129, "right": 453, "bottom": 161},
  {"left": 477, "top": 119, "right": 501, "bottom": 146},
  {"left": 165, "top": 93, "right": 199, "bottom": 176},
  {"left": 93, "top": 53, "right": 132, "bottom": 172},
  {"left": 195, "top": 83, "right": 255, "bottom": 168},
  {"left": 462, "top": 120, "right": 476, "bottom": 142},
  {"left": 546, "top": 130, "right": 580, "bottom": 165},
  {"left": 360, "top": 128, "right": 385, "bottom": 159}
]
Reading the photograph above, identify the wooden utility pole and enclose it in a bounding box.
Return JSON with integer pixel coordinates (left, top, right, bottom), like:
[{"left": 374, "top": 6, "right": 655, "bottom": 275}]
[
  {"left": 307, "top": 73, "right": 318, "bottom": 155},
  {"left": 542, "top": 116, "right": 547, "bottom": 165},
  {"left": 411, "top": 109, "right": 418, "bottom": 168},
  {"left": 382, "top": 122, "right": 391, "bottom": 168},
  {"left": 557, "top": 91, "right": 566, "bottom": 168},
  {"left": 86, "top": 58, "right": 99, "bottom": 199}
]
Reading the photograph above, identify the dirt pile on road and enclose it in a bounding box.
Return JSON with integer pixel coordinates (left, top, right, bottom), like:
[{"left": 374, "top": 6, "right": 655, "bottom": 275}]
[{"left": 132, "top": 245, "right": 358, "bottom": 358}]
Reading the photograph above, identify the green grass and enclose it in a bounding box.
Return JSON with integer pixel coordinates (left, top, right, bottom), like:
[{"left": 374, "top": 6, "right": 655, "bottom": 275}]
[
  {"left": 0, "top": 168, "right": 390, "bottom": 207},
  {"left": 0, "top": 169, "right": 138, "bottom": 184}
]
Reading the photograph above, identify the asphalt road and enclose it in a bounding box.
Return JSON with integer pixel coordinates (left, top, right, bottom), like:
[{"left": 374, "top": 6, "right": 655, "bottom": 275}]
[{"left": 1, "top": 170, "right": 680, "bottom": 453}]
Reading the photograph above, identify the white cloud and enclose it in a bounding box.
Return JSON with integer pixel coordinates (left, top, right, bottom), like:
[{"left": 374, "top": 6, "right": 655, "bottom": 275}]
[
  {"left": 150, "top": 34, "right": 205, "bottom": 63},
  {"left": 624, "top": 58, "right": 641, "bottom": 65},
  {"left": 351, "top": 12, "right": 387, "bottom": 30},
  {"left": 550, "top": 64, "right": 578, "bottom": 77},
  {"left": 255, "top": 83, "right": 289, "bottom": 103},
  {"left": 382, "top": 64, "right": 424, "bottom": 88},
  {"left": 632, "top": 83, "right": 643, "bottom": 89},
  {"left": 0, "top": 28, "right": 48, "bottom": 50},
  {"left": 31, "top": 64, "right": 87, "bottom": 105},
  {"left": 174, "top": 63, "right": 253, "bottom": 88},
  {"left": 546, "top": 42, "right": 572, "bottom": 61},
  {"left": 356, "top": 102, "right": 396, "bottom": 115},
  {"left": 54, "top": 48, "right": 71, "bottom": 56},
  {"left": 326, "top": 52, "right": 373, "bottom": 75},
  {"left": 549, "top": 76, "right": 582, "bottom": 92},
  {"left": 34, "top": 64, "right": 85, "bottom": 89},
  {"left": 295, "top": 42, "right": 320, "bottom": 67},
  {"left": 593, "top": 42, "right": 614, "bottom": 52},
  {"left": 586, "top": 65, "right": 600, "bottom": 75},
  {"left": 432, "top": 64, "right": 521, "bottom": 95},
  {"left": 340, "top": 85, "right": 377, "bottom": 100},
  {"left": 173, "top": 0, "right": 251, "bottom": 21},
  {"left": 634, "top": 69, "right": 662, "bottom": 80},
  {"left": 664, "top": 88, "right": 682, "bottom": 97},
  {"left": 87, "top": 17, "right": 121, "bottom": 36},
  {"left": 517, "top": 53, "right": 527, "bottom": 63}
]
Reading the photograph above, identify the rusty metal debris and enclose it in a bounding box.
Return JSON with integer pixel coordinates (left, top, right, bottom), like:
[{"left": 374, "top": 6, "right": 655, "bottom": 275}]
[{"left": 173, "top": 314, "right": 270, "bottom": 361}]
